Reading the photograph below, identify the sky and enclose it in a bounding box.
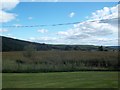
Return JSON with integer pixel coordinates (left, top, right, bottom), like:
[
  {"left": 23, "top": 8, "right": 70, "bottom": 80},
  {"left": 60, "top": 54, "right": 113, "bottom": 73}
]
[{"left": 0, "top": 0, "right": 119, "bottom": 46}]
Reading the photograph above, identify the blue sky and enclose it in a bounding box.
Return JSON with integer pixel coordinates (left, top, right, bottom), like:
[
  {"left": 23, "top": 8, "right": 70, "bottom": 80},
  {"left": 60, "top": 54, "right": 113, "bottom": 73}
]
[{"left": 0, "top": 1, "right": 119, "bottom": 46}]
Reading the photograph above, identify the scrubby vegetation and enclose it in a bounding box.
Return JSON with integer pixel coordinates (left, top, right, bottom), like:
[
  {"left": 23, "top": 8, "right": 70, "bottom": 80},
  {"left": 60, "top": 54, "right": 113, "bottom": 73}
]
[{"left": 2, "top": 51, "right": 119, "bottom": 73}]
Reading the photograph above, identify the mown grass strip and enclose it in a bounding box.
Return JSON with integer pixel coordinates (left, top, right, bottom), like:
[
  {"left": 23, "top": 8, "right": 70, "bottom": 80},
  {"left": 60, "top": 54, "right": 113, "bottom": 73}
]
[{"left": 2, "top": 72, "right": 118, "bottom": 88}]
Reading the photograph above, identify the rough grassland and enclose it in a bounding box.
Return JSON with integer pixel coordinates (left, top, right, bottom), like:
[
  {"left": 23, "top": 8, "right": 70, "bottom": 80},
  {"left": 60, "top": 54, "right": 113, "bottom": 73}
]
[
  {"left": 2, "top": 51, "right": 118, "bottom": 72},
  {"left": 3, "top": 72, "right": 118, "bottom": 88}
]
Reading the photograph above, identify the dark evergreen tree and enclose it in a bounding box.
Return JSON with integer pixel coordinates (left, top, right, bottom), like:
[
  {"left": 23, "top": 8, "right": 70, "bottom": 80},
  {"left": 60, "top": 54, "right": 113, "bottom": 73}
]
[
  {"left": 65, "top": 45, "right": 71, "bottom": 50},
  {"left": 74, "top": 46, "right": 80, "bottom": 50},
  {"left": 98, "top": 46, "right": 103, "bottom": 51}
]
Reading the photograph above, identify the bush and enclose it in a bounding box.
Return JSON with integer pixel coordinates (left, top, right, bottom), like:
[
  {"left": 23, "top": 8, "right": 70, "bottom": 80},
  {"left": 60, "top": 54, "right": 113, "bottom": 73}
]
[{"left": 23, "top": 44, "right": 37, "bottom": 57}]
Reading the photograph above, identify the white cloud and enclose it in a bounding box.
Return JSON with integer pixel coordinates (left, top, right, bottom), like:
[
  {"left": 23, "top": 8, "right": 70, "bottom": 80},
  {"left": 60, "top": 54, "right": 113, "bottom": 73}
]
[
  {"left": 57, "top": 4, "right": 119, "bottom": 46},
  {"left": 0, "top": 0, "right": 19, "bottom": 10},
  {"left": 6, "top": 34, "right": 16, "bottom": 39},
  {"left": 0, "top": 0, "right": 20, "bottom": 23},
  {"left": 89, "top": 4, "right": 119, "bottom": 20},
  {"left": 31, "top": 0, "right": 36, "bottom": 2},
  {"left": 0, "top": 10, "right": 17, "bottom": 23},
  {"left": 0, "top": 28, "right": 8, "bottom": 32},
  {"left": 28, "top": 37, "right": 59, "bottom": 44},
  {"left": 57, "top": 31, "right": 69, "bottom": 36},
  {"left": 28, "top": 17, "right": 33, "bottom": 20},
  {"left": 37, "top": 29, "right": 48, "bottom": 33},
  {"left": 69, "top": 12, "right": 75, "bottom": 18},
  {"left": 29, "top": 37, "right": 36, "bottom": 40},
  {"left": 54, "top": 0, "right": 58, "bottom": 2}
]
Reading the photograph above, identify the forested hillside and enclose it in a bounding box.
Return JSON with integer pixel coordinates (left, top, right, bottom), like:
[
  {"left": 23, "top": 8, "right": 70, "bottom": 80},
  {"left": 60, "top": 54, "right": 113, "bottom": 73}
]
[{"left": 1, "top": 36, "right": 117, "bottom": 52}]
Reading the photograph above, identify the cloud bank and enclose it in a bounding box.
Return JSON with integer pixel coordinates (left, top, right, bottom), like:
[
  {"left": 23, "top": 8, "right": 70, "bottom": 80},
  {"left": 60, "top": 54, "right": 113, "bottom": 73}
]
[
  {"left": 30, "top": 4, "right": 118, "bottom": 46},
  {"left": 57, "top": 4, "right": 119, "bottom": 46},
  {"left": 0, "top": 0, "right": 19, "bottom": 23}
]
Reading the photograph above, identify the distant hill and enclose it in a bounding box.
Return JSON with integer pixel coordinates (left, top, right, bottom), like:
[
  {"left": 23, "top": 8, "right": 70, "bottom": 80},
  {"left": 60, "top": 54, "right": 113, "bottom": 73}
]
[
  {"left": 1, "top": 36, "right": 118, "bottom": 52},
  {"left": 1, "top": 36, "right": 51, "bottom": 52},
  {"left": 108, "top": 46, "right": 120, "bottom": 49}
]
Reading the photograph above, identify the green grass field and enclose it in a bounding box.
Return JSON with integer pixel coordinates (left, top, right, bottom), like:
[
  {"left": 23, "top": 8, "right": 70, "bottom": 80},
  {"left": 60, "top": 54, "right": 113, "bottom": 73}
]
[{"left": 3, "top": 72, "right": 118, "bottom": 88}]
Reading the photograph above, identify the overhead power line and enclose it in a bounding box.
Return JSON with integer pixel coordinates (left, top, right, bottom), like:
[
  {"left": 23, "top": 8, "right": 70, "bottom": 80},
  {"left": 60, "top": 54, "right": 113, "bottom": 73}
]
[
  {"left": 2, "top": 18, "right": 118, "bottom": 28},
  {"left": 2, "top": 21, "right": 82, "bottom": 28}
]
